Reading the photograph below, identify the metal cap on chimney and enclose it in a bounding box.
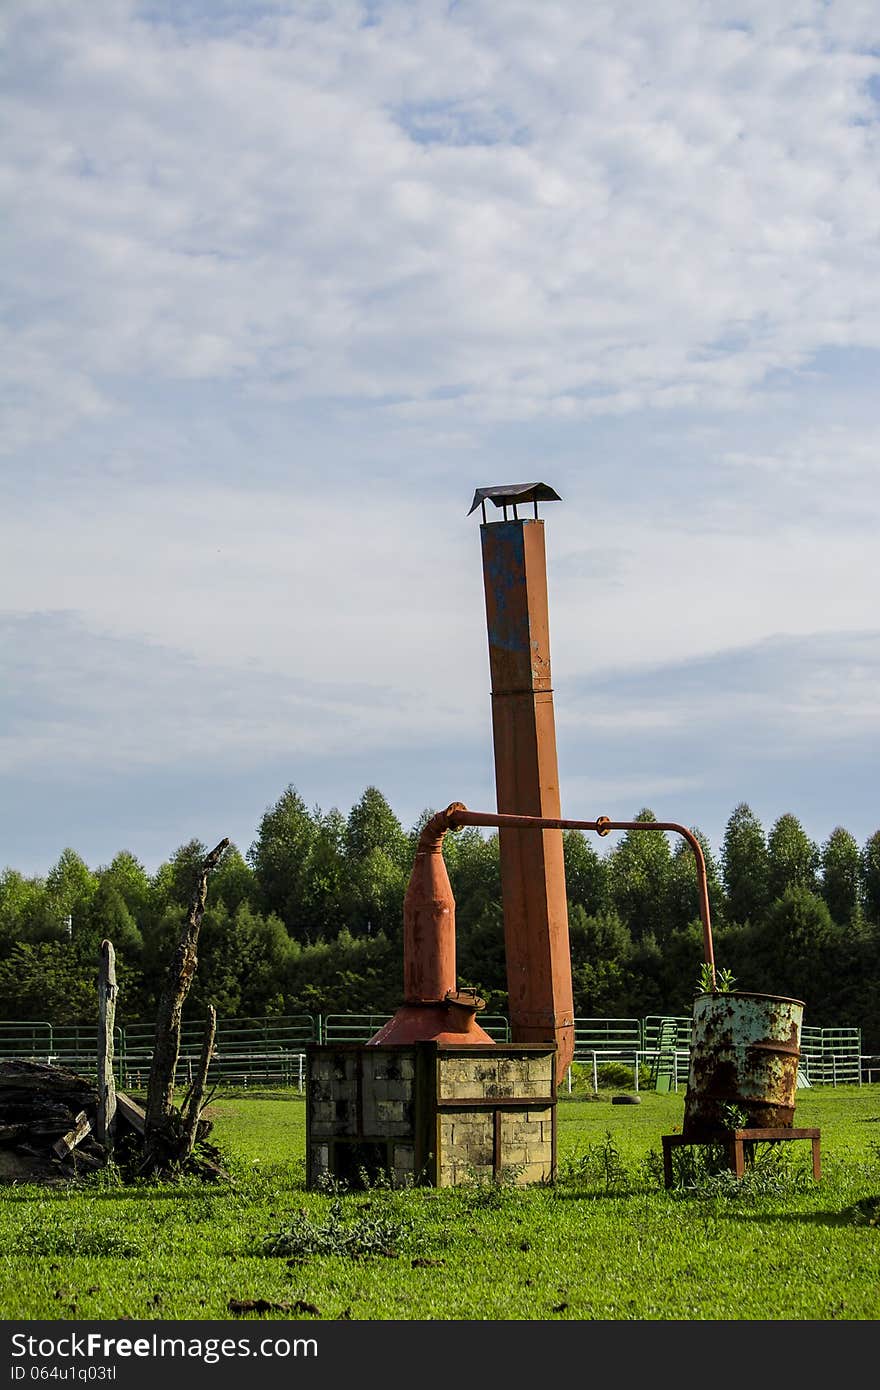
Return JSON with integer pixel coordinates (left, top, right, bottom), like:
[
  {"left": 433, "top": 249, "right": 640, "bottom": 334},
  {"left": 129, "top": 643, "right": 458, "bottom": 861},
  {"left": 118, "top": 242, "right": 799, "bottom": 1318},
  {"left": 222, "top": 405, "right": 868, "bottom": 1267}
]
[{"left": 467, "top": 482, "right": 562, "bottom": 523}]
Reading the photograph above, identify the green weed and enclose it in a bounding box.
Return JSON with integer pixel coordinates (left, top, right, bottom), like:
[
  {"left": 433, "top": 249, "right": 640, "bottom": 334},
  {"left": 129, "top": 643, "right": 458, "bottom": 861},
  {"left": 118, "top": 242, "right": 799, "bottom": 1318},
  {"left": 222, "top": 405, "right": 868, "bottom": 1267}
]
[
  {"left": 558, "top": 1130, "right": 633, "bottom": 1194},
  {"left": 259, "top": 1196, "right": 415, "bottom": 1260}
]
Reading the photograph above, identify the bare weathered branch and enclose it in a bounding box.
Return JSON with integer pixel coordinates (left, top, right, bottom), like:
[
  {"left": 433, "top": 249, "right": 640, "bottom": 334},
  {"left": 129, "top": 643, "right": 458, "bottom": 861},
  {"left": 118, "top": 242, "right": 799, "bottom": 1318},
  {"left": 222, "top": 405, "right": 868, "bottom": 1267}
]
[
  {"left": 144, "top": 838, "right": 229, "bottom": 1147},
  {"left": 180, "top": 1005, "right": 217, "bottom": 1159}
]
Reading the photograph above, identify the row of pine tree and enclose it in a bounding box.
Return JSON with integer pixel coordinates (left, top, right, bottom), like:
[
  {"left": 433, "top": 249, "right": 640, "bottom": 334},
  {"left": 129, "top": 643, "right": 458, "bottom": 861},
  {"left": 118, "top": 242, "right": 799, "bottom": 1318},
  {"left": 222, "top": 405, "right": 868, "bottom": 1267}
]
[{"left": 1, "top": 787, "right": 879, "bottom": 1048}]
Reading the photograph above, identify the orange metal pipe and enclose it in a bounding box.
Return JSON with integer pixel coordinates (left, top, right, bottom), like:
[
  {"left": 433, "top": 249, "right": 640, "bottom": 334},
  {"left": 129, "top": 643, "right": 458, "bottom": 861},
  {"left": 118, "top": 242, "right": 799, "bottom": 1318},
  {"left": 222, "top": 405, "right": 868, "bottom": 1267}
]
[
  {"left": 365, "top": 801, "right": 495, "bottom": 1046},
  {"left": 445, "top": 807, "right": 716, "bottom": 989},
  {"left": 402, "top": 803, "right": 464, "bottom": 1003}
]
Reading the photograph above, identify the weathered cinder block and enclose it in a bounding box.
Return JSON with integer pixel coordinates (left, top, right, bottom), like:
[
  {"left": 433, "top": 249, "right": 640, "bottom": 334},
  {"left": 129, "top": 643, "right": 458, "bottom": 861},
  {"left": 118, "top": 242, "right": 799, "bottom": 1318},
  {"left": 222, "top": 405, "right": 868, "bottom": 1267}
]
[
  {"left": 501, "top": 1145, "right": 528, "bottom": 1166},
  {"left": 507, "top": 1115, "right": 541, "bottom": 1138},
  {"left": 366, "top": 1053, "right": 415, "bottom": 1083},
  {"left": 309, "top": 1143, "right": 330, "bottom": 1178},
  {"left": 499, "top": 1058, "right": 526, "bottom": 1085},
  {"left": 374, "top": 1099, "right": 406, "bottom": 1124},
  {"left": 439, "top": 1057, "right": 489, "bottom": 1101},
  {"left": 312, "top": 1051, "right": 357, "bottom": 1084},
  {"left": 393, "top": 1144, "right": 415, "bottom": 1173},
  {"left": 438, "top": 1113, "right": 494, "bottom": 1173},
  {"left": 362, "top": 1081, "right": 413, "bottom": 1135},
  {"left": 307, "top": 1100, "right": 339, "bottom": 1134}
]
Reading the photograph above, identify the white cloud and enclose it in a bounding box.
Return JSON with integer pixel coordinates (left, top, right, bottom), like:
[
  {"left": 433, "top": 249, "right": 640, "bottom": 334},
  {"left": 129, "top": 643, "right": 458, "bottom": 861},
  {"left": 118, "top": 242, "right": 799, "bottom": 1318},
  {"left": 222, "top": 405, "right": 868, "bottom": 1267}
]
[
  {"left": 3, "top": 1, "right": 880, "bottom": 449},
  {"left": 3, "top": 1, "right": 880, "bottom": 872}
]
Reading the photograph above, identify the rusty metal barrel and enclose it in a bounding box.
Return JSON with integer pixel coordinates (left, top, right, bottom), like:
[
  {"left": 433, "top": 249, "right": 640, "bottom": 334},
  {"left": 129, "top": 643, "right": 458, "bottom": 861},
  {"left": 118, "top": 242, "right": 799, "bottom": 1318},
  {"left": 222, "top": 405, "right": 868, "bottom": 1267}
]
[{"left": 683, "top": 990, "right": 804, "bottom": 1140}]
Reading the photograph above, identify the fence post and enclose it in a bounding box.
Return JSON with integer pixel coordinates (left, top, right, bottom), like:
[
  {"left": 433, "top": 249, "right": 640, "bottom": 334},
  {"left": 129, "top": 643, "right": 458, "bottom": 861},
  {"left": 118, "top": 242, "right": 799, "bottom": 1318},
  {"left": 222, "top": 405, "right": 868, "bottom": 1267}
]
[
  {"left": 634, "top": 1051, "right": 639, "bottom": 1092},
  {"left": 592, "top": 1052, "right": 598, "bottom": 1093},
  {"left": 96, "top": 940, "right": 117, "bottom": 1150}
]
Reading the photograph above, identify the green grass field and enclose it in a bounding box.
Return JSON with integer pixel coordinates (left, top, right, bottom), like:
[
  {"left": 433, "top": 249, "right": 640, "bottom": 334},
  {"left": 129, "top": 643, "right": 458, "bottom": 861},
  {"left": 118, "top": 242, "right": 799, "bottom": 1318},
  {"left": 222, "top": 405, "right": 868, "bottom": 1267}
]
[{"left": 1, "top": 1086, "right": 878, "bottom": 1321}]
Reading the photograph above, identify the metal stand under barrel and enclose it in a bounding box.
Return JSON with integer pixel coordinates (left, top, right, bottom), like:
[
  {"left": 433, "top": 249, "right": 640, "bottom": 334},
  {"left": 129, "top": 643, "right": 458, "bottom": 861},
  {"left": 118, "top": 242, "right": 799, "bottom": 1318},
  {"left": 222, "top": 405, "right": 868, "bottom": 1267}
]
[{"left": 661, "top": 1127, "right": 821, "bottom": 1188}]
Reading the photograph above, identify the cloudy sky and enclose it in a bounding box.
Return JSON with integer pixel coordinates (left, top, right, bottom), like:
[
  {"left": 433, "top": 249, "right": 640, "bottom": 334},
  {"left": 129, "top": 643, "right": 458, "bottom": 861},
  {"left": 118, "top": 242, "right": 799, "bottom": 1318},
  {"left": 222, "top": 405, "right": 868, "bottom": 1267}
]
[{"left": 2, "top": 0, "right": 879, "bottom": 878}]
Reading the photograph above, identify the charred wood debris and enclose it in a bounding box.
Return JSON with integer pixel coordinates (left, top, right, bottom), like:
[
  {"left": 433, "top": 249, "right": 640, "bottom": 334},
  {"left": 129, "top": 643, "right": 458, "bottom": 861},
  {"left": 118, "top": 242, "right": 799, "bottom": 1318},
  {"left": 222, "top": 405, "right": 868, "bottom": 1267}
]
[{"left": 0, "top": 839, "right": 230, "bottom": 1185}]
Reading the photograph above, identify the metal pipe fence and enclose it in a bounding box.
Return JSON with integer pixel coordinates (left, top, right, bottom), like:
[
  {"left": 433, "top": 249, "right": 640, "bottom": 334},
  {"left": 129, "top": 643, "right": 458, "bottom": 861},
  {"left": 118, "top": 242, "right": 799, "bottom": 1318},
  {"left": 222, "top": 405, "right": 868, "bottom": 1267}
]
[{"left": 0, "top": 1013, "right": 867, "bottom": 1090}]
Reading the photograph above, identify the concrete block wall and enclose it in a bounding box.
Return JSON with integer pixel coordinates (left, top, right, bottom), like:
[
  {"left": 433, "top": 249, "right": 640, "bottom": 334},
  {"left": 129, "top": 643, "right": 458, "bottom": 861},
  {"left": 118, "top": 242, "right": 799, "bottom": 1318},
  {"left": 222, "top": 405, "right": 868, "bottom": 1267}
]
[
  {"left": 306, "top": 1042, "right": 556, "bottom": 1189},
  {"left": 436, "top": 1108, "right": 554, "bottom": 1186}
]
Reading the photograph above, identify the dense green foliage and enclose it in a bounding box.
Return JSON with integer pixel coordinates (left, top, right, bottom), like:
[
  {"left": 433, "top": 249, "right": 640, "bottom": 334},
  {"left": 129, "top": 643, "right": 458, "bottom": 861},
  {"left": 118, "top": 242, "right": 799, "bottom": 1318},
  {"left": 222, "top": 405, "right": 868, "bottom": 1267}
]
[
  {"left": 2, "top": 789, "right": 880, "bottom": 1047},
  {"left": 0, "top": 1088, "right": 878, "bottom": 1320}
]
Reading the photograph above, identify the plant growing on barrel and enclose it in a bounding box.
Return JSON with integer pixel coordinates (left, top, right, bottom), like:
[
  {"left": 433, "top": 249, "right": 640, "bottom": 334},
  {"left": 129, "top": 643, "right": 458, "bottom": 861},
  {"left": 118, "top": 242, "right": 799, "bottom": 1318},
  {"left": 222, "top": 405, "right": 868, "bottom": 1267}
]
[{"left": 695, "top": 963, "right": 737, "bottom": 995}]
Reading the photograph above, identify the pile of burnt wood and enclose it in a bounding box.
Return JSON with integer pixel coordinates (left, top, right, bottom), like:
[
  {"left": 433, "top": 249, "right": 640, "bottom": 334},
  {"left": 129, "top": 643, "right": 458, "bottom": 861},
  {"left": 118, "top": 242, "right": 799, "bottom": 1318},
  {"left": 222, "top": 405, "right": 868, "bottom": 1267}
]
[{"left": 0, "top": 1059, "right": 145, "bottom": 1184}]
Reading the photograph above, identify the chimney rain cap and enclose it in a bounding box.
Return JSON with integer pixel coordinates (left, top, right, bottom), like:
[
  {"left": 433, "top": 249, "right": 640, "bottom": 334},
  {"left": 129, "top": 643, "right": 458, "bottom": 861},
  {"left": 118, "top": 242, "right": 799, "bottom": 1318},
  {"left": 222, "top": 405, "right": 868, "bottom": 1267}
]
[{"left": 467, "top": 482, "right": 562, "bottom": 517}]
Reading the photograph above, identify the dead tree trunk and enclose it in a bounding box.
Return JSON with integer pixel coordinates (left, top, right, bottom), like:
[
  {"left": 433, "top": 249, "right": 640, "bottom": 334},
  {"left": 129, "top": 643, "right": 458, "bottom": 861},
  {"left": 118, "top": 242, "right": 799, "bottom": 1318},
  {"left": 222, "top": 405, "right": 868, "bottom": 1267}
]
[
  {"left": 96, "top": 939, "right": 117, "bottom": 1149},
  {"left": 144, "top": 838, "right": 228, "bottom": 1162}
]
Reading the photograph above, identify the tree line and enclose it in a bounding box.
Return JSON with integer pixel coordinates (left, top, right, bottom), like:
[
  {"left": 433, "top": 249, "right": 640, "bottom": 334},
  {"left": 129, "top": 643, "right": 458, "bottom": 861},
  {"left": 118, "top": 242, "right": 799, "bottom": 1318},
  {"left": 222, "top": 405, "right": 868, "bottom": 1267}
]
[{"left": 1, "top": 786, "right": 879, "bottom": 1049}]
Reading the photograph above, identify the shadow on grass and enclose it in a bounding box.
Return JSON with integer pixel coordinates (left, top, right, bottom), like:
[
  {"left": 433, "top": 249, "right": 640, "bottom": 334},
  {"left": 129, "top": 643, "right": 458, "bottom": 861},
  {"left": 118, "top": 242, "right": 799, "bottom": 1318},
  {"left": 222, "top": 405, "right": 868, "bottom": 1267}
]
[
  {"left": 0, "top": 1163, "right": 305, "bottom": 1204},
  {"left": 551, "top": 1190, "right": 642, "bottom": 1203},
  {"left": 725, "top": 1204, "right": 880, "bottom": 1228},
  {"left": 0, "top": 1186, "right": 231, "bottom": 1204}
]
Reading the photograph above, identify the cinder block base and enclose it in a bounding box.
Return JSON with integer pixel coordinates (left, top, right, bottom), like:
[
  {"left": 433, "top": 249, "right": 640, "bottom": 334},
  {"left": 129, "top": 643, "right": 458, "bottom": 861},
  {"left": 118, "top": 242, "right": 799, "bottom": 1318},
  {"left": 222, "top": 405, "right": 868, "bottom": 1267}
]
[{"left": 306, "top": 1042, "right": 556, "bottom": 1189}]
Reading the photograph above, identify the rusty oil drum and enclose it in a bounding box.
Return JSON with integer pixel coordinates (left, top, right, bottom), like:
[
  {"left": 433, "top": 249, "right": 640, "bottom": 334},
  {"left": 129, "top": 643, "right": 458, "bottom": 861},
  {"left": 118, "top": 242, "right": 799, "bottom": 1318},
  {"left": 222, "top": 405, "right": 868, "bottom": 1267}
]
[{"left": 683, "top": 990, "right": 804, "bottom": 1140}]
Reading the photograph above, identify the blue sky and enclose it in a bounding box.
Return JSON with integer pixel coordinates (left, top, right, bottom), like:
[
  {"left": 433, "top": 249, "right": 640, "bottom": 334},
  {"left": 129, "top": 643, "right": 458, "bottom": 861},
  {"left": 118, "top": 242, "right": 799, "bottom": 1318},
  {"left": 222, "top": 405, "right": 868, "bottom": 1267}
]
[{"left": 2, "top": 0, "right": 879, "bottom": 877}]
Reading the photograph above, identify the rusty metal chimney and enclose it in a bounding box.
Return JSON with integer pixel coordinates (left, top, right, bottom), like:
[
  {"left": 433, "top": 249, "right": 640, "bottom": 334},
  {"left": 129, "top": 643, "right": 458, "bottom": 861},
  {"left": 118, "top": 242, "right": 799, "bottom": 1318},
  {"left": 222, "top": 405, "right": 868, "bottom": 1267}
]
[{"left": 469, "top": 484, "right": 575, "bottom": 1082}]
